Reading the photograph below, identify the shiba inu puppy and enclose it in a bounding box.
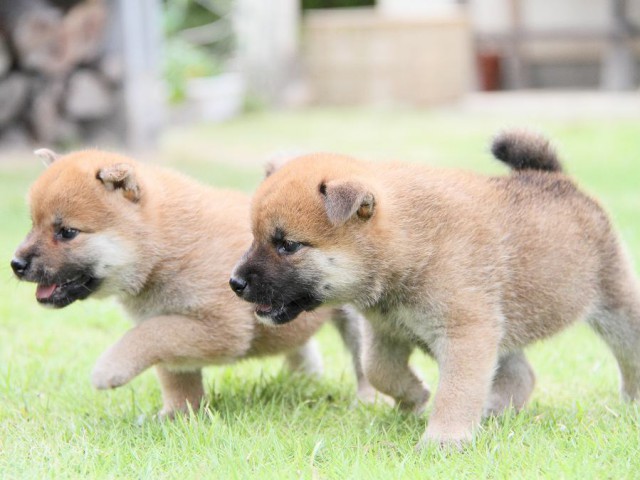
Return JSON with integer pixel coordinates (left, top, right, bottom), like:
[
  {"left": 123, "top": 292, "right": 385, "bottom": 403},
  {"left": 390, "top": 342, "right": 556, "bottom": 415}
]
[
  {"left": 11, "top": 149, "right": 375, "bottom": 416},
  {"left": 231, "top": 130, "right": 640, "bottom": 447}
]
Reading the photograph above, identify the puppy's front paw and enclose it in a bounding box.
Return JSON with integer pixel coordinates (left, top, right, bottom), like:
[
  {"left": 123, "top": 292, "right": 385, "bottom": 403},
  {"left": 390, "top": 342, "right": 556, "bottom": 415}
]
[
  {"left": 416, "top": 423, "right": 473, "bottom": 451},
  {"left": 157, "top": 399, "right": 202, "bottom": 420},
  {"left": 91, "top": 354, "right": 138, "bottom": 390},
  {"left": 396, "top": 385, "right": 431, "bottom": 415},
  {"left": 157, "top": 406, "right": 179, "bottom": 420},
  {"left": 354, "top": 383, "right": 395, "bottom": 407}
]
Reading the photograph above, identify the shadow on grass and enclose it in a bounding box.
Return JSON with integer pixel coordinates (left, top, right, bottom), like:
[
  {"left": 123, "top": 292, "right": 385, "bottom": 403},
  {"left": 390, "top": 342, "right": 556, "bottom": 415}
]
[{"left": 128, "top": 371, "right": 430, "bottom": 451}]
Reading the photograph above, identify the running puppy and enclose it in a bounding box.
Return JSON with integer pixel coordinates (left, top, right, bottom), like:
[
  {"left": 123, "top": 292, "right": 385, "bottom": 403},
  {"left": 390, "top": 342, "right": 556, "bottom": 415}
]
[
  {"left": 11, "top": 149, "right": 375, "bottom": 416},
  {"left": 230, "top": 130, "right": 640, "bottom": 447}
]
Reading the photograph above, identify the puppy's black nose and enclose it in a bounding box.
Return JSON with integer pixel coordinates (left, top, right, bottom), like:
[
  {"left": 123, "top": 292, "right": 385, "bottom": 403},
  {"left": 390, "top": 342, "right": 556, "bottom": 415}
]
[
  {"left": 229, "top": 276, "right": 247, "bottom": 295},
  {"left": 11, "top": 256, "right": 29, "bottom": 277}
]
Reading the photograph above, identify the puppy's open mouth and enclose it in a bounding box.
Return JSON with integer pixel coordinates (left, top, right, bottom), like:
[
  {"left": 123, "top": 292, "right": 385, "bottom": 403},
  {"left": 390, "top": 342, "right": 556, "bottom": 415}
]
[
  {"left": 254, "top": 295, "right": 321, "bottom": 325},
  {"left": 36, "top": 275, "right": 102, "bottom": 308}
]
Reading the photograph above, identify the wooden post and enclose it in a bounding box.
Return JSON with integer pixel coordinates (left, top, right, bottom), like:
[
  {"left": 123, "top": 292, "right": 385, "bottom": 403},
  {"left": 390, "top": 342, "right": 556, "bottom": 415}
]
[
  {"left": 113, "top": 0, "right": 164, "bottom": 149},
  {"left": 601, "top": 0, "right": 637, "bottom": 90},
  {"left": 0, "top": 35, "right": 10, "bottom": 77}
]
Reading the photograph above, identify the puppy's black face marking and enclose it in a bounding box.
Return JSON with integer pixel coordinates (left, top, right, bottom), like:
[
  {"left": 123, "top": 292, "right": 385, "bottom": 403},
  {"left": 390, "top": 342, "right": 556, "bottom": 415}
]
[
  {"left": 12, "top": 227, "right": 103, "bottom": 308},
  {"left": 231, "top": 239, "right": 322, "bottom": 325},
  {"left": 13, "top": 248, "right": 102, "bottom": 308},
  {"left": 35, "top": 273, "right": 102, "bottom": 308}
]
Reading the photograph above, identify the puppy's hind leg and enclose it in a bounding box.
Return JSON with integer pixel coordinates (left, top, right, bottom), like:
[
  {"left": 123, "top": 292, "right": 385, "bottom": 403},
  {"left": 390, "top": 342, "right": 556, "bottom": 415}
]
[
  {"left": 588, "top": 270, "right": 640, "bottom": 401},
  {"left": 156, "top": 366, "right": 204, "bottom": 418},
  {"left": 285, "top": 338, "right": 324, "bottom": 377},
  {"left": 331, "top": 306, "right": 388, "bottom": 405},
  {"left": 484, "top": 350, "right": 535, "bottom": 417}
]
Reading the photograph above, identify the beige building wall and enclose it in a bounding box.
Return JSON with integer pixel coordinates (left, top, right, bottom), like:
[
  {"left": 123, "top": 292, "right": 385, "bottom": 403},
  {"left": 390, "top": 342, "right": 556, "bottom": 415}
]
[{"left": 303, "top": 7, "right": 473, "bottom": 105}]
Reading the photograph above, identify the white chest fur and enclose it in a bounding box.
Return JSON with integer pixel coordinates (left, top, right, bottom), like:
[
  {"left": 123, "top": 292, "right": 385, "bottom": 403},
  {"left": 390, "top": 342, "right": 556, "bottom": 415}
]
[{"left": 364, "top": 305, "right": 447, "bottom": 360}]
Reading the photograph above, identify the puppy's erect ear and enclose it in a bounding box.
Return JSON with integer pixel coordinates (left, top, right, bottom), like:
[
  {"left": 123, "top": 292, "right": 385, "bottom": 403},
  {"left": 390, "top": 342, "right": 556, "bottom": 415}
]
[
  {"left": 34, "top": 148, "right": 59, "bottom": 167},
  {"left": 264, "top": 150, "right": 306, "bottom": 178},
  {"left": 320, "top": 180, "right": 375, "bottom": 226},
  {"left": 264, "top": 160, "right": 280, "bottom": 178},
  {"left": 96, "top": 163, "right": 140, "bottom": 203}
]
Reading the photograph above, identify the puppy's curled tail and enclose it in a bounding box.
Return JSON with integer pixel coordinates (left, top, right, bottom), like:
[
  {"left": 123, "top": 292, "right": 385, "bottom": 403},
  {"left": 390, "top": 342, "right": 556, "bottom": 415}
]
[{"left": 491, "top": 129, "right": 562, "bottom": 173}]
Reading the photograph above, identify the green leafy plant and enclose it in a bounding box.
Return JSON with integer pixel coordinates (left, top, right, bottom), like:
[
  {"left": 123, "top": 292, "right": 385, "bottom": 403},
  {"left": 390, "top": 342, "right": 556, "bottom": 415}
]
[
  {"left": 164, "top": 37, "right": 223, "bottom": 103},
  {"left": 162, "top": 0, "right": 234, "bottom": 103}
]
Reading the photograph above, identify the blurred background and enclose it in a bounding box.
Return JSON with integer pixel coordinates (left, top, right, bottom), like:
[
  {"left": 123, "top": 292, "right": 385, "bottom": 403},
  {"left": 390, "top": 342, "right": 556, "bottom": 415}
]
[
  {"left": 0, "top": 0, "right": 638, "bottom": 153},
  {"left": 1, "top": 5, "right": 639, "bottom": 476}
]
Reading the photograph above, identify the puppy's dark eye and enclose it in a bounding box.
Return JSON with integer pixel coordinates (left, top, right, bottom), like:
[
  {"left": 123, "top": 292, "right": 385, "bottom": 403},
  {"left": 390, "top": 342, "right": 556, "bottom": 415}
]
[
  {"left": 56, "top": 227, "right": 79, "bottom": 241},
  {"left": 276, "top": 240, "right": 303, "bottom": 255}
]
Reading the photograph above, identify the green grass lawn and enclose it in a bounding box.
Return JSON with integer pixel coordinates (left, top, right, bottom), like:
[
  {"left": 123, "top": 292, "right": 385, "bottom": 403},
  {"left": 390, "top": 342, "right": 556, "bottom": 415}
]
[{"left": 1, "top": 108, "right": 640, "bottom": 478}]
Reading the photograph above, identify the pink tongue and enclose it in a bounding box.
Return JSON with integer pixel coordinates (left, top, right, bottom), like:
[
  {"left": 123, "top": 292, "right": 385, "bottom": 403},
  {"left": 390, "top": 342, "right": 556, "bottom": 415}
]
[
  {"left": 256, "top": 304, "right": 273, "bottom": 314},
  {"left": 36, "top": 284, "right": 57, "bottom": 300}
]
